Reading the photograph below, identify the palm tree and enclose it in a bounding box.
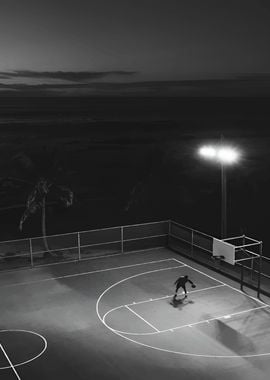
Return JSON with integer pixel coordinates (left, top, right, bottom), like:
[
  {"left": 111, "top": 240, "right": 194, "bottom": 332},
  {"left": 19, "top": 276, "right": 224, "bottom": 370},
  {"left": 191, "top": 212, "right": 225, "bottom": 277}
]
[
  {"left": 2, "top": 148, "right": 74, "bottom": 257},
  {"left": 19, "top": 177, "right": 73, "bottom": 256}
]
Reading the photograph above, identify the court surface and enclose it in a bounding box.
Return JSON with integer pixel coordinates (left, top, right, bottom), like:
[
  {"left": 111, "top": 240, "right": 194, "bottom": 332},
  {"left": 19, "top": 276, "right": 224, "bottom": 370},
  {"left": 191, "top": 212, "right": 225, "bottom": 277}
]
[{"left": 0, "top": 247, "right": 270, "bottom": 380}]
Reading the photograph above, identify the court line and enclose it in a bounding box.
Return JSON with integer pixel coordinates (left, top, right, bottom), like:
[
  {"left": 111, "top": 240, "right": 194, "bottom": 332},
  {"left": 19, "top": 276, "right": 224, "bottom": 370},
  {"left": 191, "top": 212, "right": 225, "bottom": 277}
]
[
  {"left": 159, "top": 304, "right": 270, "bottom": 333},
  {"left": 100, "top": 264, "right": 186, "bottom": 324},
  {"left": 125, "top": 305, "right": 160, "bottom": 332},
  {"left": 0, "top": 258, "right": 179, "bottom": 288},
  {"left": 103, "top": 284, "right": 225, "bottom": 320},
  {"left": 104, "top": 285, "right": 270, "bottom": 336},
  {"left": 126, "top": 284, "right": 226, "bottom": 307},
  {"left": 34, "top": 246, "right": 167, "bottom": 268},
  {"left": 96, "top": 260, "right": 270, "bottom": 357},
  {"left": 172, "top": 258, "right": 269, "bottom": 307},
  {"left": 103, "top": 284, "right": 227, "bottom": 336},
  {"left": 0, "top": 330, "right": 47, "bottom": 370},
  {"left": 96, "top": 258, "right": 270, "bottom": 359},
  {"left": 108, "top": 303, "right": 270, "bottom": 336},
  {"left": 99, "top": 308, "right": 270, "bottom": 358},
  {"left": 0, "top": 246, "right": 166, "bottom": 273},
  {"left": 0, "top": 344, "right": 21, "bottom": 380}
]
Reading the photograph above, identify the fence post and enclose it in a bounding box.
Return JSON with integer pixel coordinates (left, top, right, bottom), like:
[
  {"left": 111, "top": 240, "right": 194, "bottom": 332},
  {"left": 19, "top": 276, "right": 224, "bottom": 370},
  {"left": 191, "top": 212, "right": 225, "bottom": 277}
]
[
  {"left": 191, "top": 229, "right": 194, "bottom": 257},
  {"left": 257, "top": 242, "right": 263, "bottom": 298},
  {"left": 121, "top": 226, "right": 124, "bottom": 253},
  {"left": 240, "top": 264, "right": 244, "bottom": 291},
  {"left": 251, "top": 257, "right": 255, "bottom": 281},
  {"left": 29, "top": 238, "right": 34, "bottom": 268},
  {"left": 78, "top": 232, "right": 81, "bottom": 261},
  {"left": 167, "top": 220, "right": 171, "bottom": 247}
]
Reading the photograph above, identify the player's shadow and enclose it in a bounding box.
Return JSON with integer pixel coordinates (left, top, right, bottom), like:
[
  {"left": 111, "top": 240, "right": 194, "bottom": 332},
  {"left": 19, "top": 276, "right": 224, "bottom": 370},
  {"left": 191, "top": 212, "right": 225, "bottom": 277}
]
[{"left": 169, "top": 297, "right": 194, "bottom": 309}]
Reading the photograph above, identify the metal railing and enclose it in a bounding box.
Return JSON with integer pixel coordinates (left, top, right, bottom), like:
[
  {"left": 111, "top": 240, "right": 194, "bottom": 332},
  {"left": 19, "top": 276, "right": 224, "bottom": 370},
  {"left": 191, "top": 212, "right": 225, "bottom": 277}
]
[
  {"left": 0, "top": 220, "right": 169, "bottom": 271},
  {"left": 0, "top": 218, "right": 269, "bottom": 295}
]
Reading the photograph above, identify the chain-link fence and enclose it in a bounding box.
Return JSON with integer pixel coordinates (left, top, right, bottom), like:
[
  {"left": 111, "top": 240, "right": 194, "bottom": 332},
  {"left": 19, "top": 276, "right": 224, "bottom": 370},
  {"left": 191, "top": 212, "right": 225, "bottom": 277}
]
[
  {"left": 0, "top": 220, "right": 169, "bottom": 271},
  {"left": 0, "top": 238, "right": 31, "bottom": 270},
  {"left": 79, "top": 226, "right": 122, "bottom": 259}
]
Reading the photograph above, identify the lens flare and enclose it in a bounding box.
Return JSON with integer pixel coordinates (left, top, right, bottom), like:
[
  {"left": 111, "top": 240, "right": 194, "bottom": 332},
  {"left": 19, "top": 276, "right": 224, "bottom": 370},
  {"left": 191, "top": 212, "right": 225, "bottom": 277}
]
[
  {"left": 198, "top": 145, "right": 240, "bottom": 165},
  {"left": 198, "top": 146, "right": 216, "bottom": 159},
  {"left": 217, "top": 148, "right": 239, "bottom": 164}
]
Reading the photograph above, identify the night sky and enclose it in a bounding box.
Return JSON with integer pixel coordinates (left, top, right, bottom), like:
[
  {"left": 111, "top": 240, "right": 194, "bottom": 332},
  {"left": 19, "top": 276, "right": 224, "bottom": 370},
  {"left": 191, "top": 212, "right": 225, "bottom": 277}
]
[{"left": 0, "top": 0, "right": 270, "bottom": 96}]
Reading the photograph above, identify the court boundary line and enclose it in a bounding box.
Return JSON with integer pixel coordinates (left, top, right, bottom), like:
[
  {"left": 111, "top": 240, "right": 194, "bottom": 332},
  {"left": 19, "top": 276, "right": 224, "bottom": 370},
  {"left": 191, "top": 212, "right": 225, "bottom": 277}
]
[
  {"left": 33, "top": 246, "right": 167, "bottom": 268},
  {"left": 125, "top": 305, "right": 160, "bottom": 332},
  {"left": 0, "top": 258, "right": 179, "bottom": 288},
  {"left": 0, "top": 344, "right": 21, "bottom": 380},
  {"left": 0, "top": 246, "right": 166, "bottom": 274}
]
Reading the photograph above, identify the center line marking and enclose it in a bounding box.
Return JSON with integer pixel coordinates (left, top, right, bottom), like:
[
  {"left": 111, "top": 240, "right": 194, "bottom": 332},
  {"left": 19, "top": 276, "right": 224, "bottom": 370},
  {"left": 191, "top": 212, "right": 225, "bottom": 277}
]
[{"left": 0, "top": 344, "right": 21, "bottom": 380}]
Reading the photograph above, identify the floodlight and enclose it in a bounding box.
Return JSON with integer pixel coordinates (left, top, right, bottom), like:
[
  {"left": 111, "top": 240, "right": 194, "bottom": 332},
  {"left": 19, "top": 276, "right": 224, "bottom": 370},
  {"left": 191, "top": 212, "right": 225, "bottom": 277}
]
[
  {"left": 198, "top": 145, "right": 240, "bottom": 165},
  {"left": 197, "top": 143, "right": 242, "bottom": 238},
  {"left": 216, "top": 147, "right": 239, "bottom": 165},
  {"left": 198, "top": 146, "right": 216, "bottom": 159}
]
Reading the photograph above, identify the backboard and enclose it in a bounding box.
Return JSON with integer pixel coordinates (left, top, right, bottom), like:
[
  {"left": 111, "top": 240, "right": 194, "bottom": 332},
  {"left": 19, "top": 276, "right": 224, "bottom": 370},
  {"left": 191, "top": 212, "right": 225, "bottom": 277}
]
[{"left": 212, "top": 238, "right": 235, "bottom": 265}]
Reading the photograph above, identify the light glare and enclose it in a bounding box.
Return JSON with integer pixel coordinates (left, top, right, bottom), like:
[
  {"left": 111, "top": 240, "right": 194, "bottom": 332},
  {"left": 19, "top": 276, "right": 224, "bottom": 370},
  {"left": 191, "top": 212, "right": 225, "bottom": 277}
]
[
  {"left": 199, "top": 146, "right": 216, "bottom": 159},
  {"left": 217, "top": 148, "right": 238, "bottom": 164},
  {"left": 198, "top": 145, "right": 240, "bottom": 165}
]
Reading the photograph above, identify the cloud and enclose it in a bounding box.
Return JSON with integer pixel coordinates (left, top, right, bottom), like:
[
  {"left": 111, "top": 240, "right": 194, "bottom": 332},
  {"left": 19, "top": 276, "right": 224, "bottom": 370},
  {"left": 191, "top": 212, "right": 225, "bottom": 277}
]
[
  {"left": 0, "top": 70, "right": 137, "bottom": 82},
  {"left": 0, "top": 73, "right": 270, "bottom": 96}
]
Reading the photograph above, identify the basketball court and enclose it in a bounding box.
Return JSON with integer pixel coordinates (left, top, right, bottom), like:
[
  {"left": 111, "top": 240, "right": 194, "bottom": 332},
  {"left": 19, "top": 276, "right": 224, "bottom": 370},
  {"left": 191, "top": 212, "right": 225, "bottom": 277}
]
[{"left": 0, "top": 246, "right": 270, "bottom": 379}]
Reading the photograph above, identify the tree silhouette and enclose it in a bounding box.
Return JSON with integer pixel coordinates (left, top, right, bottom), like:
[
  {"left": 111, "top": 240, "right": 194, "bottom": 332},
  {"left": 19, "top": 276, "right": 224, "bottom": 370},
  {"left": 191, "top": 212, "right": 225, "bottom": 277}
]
[
  {"left": 19, "top": 177, "right": 73, "bottom": 256},
  {"left": 3, "top": 147, "right": 74, "bottom": 257}
]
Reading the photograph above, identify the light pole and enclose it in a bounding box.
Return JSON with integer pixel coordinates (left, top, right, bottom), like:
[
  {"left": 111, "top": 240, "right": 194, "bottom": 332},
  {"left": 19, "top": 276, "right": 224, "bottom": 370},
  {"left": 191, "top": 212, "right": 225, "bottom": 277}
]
[
  {"left": 198, "top": 145, "right": 240, "bottom": 238},
  {"left": 221, "top": 162, "right": 227, "bottom": 238}
]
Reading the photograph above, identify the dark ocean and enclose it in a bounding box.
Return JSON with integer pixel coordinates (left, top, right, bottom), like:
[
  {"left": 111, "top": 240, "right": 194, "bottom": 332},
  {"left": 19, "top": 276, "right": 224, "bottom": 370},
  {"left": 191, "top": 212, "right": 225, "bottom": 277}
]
[{"left": 0, "top": 96, "right": 270, "bottom": 254}]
